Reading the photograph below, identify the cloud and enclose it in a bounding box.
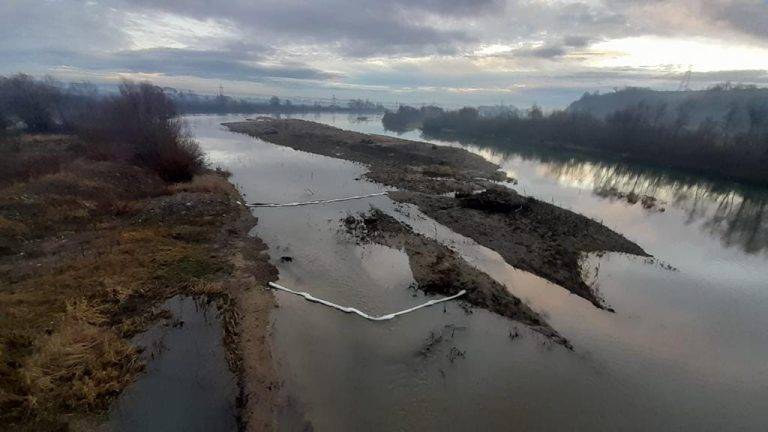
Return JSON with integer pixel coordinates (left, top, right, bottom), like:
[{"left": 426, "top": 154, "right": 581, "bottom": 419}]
[
  {"left": 112, "top": 48, "right": 340, "bottom": 80},
  {"left": 1, "top": 0, "right": 767, "bottom": 108},
  {"left": 1, "top": 47, "right": 339, "bottom": 82},
  {"left": 563, "top": 35, "right": 594, "bottom": 48},
  {"left": 119, "top": 0, "right": 491, "bottom": 58},
  {"left": 705, "top": 0, "right": 768, "bottom": 40},
  {"left": 515, "top": 45, "right": 568, "bottom": 59}
]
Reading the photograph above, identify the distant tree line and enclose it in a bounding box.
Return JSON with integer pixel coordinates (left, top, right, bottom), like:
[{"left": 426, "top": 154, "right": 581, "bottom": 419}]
[
  {"left": 167, "top": 89, "right": 385, "bottom": 115},
  {"left": 418, "top": 101, "right": 768, "bottom": 186},
  {"left": 569, "top": 85, "right": 768, "bottom": 131},
  {"left": 1, "top": 74, "right": 203, "bottom": 182},
  {"left": 381, "top": 105, "right": 445, "bottom": 132}
]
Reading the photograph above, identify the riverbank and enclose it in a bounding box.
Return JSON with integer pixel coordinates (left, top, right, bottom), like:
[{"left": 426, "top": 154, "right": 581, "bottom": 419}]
[
  {"left": 225, "top": 118, "right": 648, "bottom": 315},
  {"left": 0, "top": 134, "right": 278, "bottom": 430}
]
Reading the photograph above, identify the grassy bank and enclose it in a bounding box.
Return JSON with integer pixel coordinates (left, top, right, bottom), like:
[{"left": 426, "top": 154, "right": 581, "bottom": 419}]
[{"left": 0, "top": 133, "right": 277, "bottom": 428}]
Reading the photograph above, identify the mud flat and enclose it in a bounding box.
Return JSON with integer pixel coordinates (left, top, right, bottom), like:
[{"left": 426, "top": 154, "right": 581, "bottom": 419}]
[
  {"left": 343, "top": 210, "right": 570, "bottom": 347},
  {"left": 227, "top": 118, "right": 648, "bottom": 312},
  {"left": 392, "top": 189, "right": 648, "bottom": 310},
  {"left": 225, "top": 117, "right": 506, "bottom": 194}
]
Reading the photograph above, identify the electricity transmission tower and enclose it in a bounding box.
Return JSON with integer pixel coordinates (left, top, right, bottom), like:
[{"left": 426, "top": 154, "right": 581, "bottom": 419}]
[{"left": 678, "top": 67, "right": 692, "bottom": 91}]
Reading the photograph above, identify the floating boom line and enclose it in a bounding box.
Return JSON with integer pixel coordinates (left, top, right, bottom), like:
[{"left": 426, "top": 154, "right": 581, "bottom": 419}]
[
  {"left": 247, "top": 192, "right": 388, "bottom": 208},
  {"left": 268, "top": 282, "right": 466, "bottom": 321}
]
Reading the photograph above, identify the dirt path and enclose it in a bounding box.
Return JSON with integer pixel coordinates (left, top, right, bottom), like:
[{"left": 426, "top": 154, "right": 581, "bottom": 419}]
[{"left": 227, "top": 118, "right": 648, "bottom": 312}]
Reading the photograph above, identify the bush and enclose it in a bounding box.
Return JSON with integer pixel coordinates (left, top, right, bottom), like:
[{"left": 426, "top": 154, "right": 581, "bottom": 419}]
[
  {"left": 421, "top": 101, "right": 768, "bottom": 186},
  {"left": 0, "top": 75, "right": 205, "bottom": 182},
  {"left": 0, "top": 74, "right": 62, "bottom": 132},
  {"left": 90, "top": 81, "right": 206, "bottom": 182}
]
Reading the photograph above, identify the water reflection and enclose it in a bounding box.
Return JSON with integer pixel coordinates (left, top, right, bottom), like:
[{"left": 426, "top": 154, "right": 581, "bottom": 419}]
[
  {"left": 217, "top": 110, "right": 768, "bottom": 254},
  {"left": 523, "top": 153, "right": 768, "bottom": 255},
  {"left": 411, "top": 130, "right": 768, "bottom": 255}
]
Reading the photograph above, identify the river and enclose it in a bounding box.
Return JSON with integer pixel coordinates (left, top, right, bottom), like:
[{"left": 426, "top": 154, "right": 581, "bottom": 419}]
[{"left": 186, "top": 113, "right": 768, "bottom": 431}]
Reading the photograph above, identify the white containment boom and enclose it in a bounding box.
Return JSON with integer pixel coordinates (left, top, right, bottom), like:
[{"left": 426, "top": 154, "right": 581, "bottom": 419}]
[
  {"left": 247, "top": 192, "right": 388, "bottom": 208},
  {"left": 268, "top": 282, "right": 467, "bottom": 321}
]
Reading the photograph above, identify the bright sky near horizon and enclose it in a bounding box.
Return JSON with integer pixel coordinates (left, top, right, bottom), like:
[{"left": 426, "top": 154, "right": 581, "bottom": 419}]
[{"left": 2, "top": 0, "right": 767, "bottom": 107}]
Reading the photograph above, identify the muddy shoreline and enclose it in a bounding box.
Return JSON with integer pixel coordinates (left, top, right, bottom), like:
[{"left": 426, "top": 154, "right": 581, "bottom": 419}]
[{"left": 225, "top": 118, "right": 648, "bottom": 313}]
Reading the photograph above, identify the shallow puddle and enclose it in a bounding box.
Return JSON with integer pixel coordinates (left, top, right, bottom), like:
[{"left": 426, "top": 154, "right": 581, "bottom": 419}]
[{"left": 105, "top": 296, "right": 237, "bottom": 432}]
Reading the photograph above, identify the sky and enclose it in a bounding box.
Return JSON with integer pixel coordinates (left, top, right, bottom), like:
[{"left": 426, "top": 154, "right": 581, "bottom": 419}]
[{"left": 2, "top": 0, "right": 768, "bottom": 108}]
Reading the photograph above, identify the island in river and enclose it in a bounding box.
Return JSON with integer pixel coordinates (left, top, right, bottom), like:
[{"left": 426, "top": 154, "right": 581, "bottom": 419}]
[{"left": 225, "top": 118, "right": 649, "bottom": 333}]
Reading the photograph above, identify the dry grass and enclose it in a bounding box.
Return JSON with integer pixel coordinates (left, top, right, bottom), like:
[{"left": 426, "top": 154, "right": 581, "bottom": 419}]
[
  {"left": 0, "top": 135, "right": 79, "bottom": 186},
  {"left": 168, "top": 173, "right": 239, "bottom": 198},
  {"left": 0, "top": 135, "right": 243, "bottom": 430},
  {"left": 20, "top": 300, "right": 141, "bottom": 412},
  {"left": 190, "top": 279, "right": 226, "bottom": 296},
  {"left": 0, "top": 216, "right": 28, "bottom": 238}
]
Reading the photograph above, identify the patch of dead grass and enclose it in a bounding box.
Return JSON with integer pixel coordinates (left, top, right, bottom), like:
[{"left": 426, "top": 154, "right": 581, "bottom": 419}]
[
  {"left": 190, "top": 279, "right": 226, "bottom": 296},
  {"left": 169, "top": 173, "right": 239, "bottom": 199},
  {"left": 21, "top": 299, "right": 141, "bottom": 413},
  {"left": 0, "top": 216, "right": 28, "bottom": 238},
  {"left": 0, "top": 136, "right": 244, "bottom": 430}
]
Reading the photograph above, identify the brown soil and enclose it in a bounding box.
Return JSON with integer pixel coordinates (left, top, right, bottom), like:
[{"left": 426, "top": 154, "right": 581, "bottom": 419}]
[
  {"left": 224, "top": 117, "right": 507, "bottom": 194},
  {"left": 227, "top": 118, "right": 649, "bottom": 312},
  {"left": 0, "top": 135, "right": 279, "bottom": 431},
  {"left": 391, "top": 188, "right": 648, "bottom": 310},
  {"left": 343, "top": 210, "right": 570, "bottom": 347}
]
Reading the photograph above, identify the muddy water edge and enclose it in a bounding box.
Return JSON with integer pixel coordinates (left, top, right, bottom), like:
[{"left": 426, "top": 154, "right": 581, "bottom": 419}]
[
  {"left": 97, "top": 173, "right": 280, "bottom": 431},
  {"left": 188, "top": 113, "right": 768, "bottom": 431}
]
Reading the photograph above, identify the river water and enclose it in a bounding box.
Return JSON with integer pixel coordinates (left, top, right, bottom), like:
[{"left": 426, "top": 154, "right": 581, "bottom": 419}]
[{"left": 187, "top": 113, "right": 768, "bottom": 431}]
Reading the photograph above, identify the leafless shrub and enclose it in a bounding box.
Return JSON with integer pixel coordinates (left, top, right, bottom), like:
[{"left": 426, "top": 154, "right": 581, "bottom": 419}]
[{"left": 87, "top": 80, "right": 206, "bottom": 182}]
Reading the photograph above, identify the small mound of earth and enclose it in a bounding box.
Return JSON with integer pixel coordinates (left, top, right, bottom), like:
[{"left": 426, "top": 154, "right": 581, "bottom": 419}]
[{"left": 457, "top": 187, "right": 530, "bottom": 213}]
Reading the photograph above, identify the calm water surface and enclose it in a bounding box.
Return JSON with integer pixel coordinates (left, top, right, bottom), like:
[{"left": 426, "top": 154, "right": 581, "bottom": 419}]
[{"left": 187, "top": 113, "right": 768, "bottom": 431}]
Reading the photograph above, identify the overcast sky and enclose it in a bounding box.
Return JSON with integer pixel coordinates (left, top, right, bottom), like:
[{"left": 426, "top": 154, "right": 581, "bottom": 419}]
[{"left": 3, "top": 0, "right": 768, "bottom": 107}]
